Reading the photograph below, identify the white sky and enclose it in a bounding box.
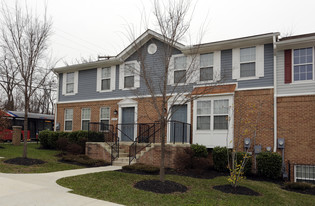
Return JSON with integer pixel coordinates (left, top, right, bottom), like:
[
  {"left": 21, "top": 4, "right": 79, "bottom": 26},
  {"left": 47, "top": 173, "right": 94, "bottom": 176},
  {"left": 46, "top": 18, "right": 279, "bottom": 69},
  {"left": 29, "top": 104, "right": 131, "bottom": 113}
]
[{"left": 3, "top": 0, "right": 315, "bottom": 67}]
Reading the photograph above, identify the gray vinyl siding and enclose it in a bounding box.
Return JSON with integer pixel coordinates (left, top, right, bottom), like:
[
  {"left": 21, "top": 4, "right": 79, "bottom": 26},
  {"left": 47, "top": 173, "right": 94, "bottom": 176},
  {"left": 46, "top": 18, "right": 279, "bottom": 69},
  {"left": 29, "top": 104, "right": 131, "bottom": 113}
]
[
  {"left": 58, "top": 42, "right": 275, "bottom": 102},
  {"left": 238, "top": 43, "right": 274, "bottom": 89},
  {"left": 276, "top": 50, "right": 315, "bottom": 96}
]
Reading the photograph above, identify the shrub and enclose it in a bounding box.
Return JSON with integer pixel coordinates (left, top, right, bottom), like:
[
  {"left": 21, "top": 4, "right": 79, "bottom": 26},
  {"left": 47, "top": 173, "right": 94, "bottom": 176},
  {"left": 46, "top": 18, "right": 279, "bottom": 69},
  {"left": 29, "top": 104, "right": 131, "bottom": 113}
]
[
  {"left": 122, "top": 163, "right": 160, "bottom": 174},
  {"left": 66, "top": 143, "right": 84, "bottom": 154},
  {"left": 213, "top": 147, "right": 229, "bottom": 172},
  {"left": 257, "top": 152, "right": 282, "bottom": 179},
  {"left": 39, "top": 130, "right": 59, "bottom": 149},
  {"left": 284, "top": 182, "right": 312, "bottom": 190},
  {"left": 191, "top": 144, "right": 208, "bottom": 158},
  {"left": 213, "top": 147, "right": 252, "bottom": 174},
  {"left": 56, "top": 137, "right": 69, "bottom": 151},
  {"left": 174, "top": 148, "right": 194, "bottom": 170},
  {"left": 39, "top": 130, "right": 50, "bottom": 148},
  {"left": 192, "top": 157, "right": 211, "bottom": 170},
  {"left": 88, "top": 131, "right": 105, "bottom": 142}
]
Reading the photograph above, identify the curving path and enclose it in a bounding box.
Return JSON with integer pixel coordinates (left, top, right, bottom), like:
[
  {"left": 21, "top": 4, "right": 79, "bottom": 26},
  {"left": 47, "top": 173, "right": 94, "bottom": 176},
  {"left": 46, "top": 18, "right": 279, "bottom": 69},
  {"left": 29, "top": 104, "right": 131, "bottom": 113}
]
[{"left": 0, "top": 166, "right": 123, "bottom": 206}]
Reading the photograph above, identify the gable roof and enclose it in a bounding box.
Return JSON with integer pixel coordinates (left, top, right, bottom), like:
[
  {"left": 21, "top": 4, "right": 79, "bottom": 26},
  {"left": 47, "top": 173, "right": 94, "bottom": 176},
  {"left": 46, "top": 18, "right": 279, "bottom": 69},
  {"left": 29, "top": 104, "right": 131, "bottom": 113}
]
[{"left": 53, "top": 29, "right": 185, "bottom": 73}]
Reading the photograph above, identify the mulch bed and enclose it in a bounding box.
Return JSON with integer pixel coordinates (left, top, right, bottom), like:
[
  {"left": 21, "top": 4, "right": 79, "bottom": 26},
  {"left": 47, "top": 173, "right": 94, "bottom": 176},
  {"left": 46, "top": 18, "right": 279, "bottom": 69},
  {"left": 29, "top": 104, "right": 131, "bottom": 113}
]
[
  {"left": 119, "top": 168, "right": 227, "bottom": 179},
  {"left": 0, "top": 146, "right": 5, "bottom": 149},
  {"left": 283, "top": 187, "right": 315, "bottom": 196},
  {"left": 4, "top": 157, "right": 45, "bottom": 166},
  {"left": 134, "top": 180, "right": 188, "bottom": 194},
  {"left": 213, "top": 184, "right": 261, "bottom": 196}
]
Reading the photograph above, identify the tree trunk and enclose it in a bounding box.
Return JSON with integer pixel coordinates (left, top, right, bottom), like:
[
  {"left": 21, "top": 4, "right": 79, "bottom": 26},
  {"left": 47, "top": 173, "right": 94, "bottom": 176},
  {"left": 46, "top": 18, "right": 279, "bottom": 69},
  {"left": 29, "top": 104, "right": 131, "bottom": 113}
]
[
  {"left": 159, "top": 118, "right": 166, "bottom": 182},
  {"left": 23, "top": 92, "right": 28, "bottom": 158}
]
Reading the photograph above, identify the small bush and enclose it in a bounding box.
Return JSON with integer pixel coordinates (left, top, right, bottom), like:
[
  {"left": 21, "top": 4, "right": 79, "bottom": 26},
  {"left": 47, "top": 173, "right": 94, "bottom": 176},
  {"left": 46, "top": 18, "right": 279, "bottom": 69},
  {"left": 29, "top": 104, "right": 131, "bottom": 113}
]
[
  {"left": 122, "top": 163, "right": 160, "bottom": 174},
  {"left": 56, "top": 137, "right": 69, "bottom": 151},
  {"left": 213, "top": 147, "right": 252, "bottom": 174},
  {"left": 284, "top": 182, "right": 312, "bottom": 190},
  {"left": 257, "top": 152, "right": 282, "bottom": 179},
  {"left": 66, "top": 143, "right": 84, "bottom": 154},
  {"left": 191, "top": 144, "right": 208, "bottom": 158},
  {"left": 39, "top": 130, "right": 50, "bottom": 148},
  {"left": 213, "top": 147, "right": 229, "bottom": 172},
  {"left": 174, "top": 148, "right": 194, "bottom": 170},
  {"left": 61, "top": 154, "right": 109, "bottom": 167},
  {"left": 192, "top": 157, "right": 211, "bottom": 170},
  {"left": 39, "top": 130, "right": 59, "bottom": 149},
  {"left": 88, "top": 131, "right": 105, "bottom": 142}
]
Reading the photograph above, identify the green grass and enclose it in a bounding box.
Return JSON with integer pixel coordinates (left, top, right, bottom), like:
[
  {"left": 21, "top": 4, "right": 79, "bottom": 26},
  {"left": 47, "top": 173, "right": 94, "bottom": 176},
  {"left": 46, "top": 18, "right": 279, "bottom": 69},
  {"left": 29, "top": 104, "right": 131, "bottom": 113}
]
[
  {"left": 57, "top": 171, "right": 315, "bottom": 206},
  {"left": 0, "top": 143, "right": 84, "bottom": 173}
]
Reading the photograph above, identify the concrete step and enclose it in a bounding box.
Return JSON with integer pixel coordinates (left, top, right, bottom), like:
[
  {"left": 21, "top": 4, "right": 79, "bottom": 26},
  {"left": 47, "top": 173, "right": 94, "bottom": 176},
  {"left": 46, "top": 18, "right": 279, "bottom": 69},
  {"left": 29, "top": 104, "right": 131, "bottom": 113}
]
[{"left": 112, "top": 158, "right": 136, "bottom": 166}]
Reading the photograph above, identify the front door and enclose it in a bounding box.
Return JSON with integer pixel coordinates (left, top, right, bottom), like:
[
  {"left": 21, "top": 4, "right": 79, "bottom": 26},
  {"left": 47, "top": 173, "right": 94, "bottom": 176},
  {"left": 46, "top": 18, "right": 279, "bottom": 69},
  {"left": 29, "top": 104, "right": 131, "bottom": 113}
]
[
  {"left": 121, "top": 107, "right": 135, "bottom": 142},
  {"left": 170, "top": 105, "right": 187, "bottom": 143}
]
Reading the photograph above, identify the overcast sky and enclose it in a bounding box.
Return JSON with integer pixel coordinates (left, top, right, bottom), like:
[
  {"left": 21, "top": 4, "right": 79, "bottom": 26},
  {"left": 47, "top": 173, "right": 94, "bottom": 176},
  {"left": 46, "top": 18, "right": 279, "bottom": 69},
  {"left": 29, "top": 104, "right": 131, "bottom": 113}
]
[{"left": 4, "top": 0, "right": 315, "bottom": 67}]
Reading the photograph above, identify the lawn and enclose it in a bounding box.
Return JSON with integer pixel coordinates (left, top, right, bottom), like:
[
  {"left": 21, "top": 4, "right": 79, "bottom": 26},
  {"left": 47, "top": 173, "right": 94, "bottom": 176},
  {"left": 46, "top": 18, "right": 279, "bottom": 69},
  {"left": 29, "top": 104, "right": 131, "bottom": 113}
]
[
  {"left": 0, "top": 143, "right": 84, "bottom": 173},
  {"left": 57, "top": 171, "right": 315, "bottom": 206}
]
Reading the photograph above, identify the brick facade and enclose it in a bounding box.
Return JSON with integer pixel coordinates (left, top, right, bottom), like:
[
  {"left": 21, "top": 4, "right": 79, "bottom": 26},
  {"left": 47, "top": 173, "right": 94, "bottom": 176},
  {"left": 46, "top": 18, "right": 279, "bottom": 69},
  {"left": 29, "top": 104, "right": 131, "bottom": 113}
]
[
  {"left": 233, "top": 89, "right": 274, "bottom": 152},
  {"left": 277, "top": 95, "right": 315, "bottom": 181}
]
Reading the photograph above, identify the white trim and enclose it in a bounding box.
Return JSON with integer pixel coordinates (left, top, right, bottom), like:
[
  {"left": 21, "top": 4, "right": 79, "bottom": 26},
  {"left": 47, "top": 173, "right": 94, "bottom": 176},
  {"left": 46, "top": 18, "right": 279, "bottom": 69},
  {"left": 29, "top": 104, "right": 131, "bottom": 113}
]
[
  {"left": 273, "top": 35, "right": 278, "bottom": 153},
  {"left": 117, "top": 99, "right": 138, "bottom": 141},
  {"left": 277, "top": 92, "right": 315, "bottom": 97},
  {"left": 119, "top": 60, "right": 140, "bottom": 90},
  {"left": 74, "top": 71, "right": 79, "bottom": 94},
  {"left": 236, "top": 86, "right": 274, "bottom": 91},
  {"left": 97, "top": 66, "right": 116, "bottom": 92}
]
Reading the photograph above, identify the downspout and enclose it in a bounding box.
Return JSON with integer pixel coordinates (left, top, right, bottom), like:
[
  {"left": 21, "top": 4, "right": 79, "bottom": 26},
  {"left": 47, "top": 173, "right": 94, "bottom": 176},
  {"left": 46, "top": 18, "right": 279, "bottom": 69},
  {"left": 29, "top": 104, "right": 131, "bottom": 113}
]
[
  {"left": 273, "top": 35, "right": 278, "bottom": 152},
  {"left": 54, "top": 71, "right": 59, "bottom": 132}
]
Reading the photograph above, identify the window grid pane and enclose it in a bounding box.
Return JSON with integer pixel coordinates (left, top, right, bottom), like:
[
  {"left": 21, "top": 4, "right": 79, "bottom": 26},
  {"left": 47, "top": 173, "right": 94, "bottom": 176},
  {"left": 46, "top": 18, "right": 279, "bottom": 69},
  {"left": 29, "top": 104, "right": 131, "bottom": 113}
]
[
  {"left": 65, "top": 109, "right": 73, "bottom": 120},
  {"left": 102, "top": 67, "right": 111, "bottom": 79},
  {"left": 174, "top": 56, "right": 187, "bottom": 70},
  {"left": 197, "top": 116, "right": 210, "bottom": 130},
  {"left": 66, "top": 72, "right": 74, "bottom": 83},
  {"left": 100, "top": 107, "right": 110, "bottom": 119},
  {"left": 124, "top": 76, "right": 134, "bottom": 88},
  {"left": 65, "top": 121, "right": 72, "bottom": 131},
  {"left": 214, "top": 100, "right": 229, "bottom": 114},
  {"left": 293, "top": 47, "right": 313, "bottom": 81},
  {"left": 240, "top": 62, "right": 256, "bottom": 78},
  {"left": 125, "top": 63, "right": 135, "bottom": 76},
  {"left": 200, "top": 67, "right": 213, "bottom": 81},
  {"left": 197, "top": 101, "right": 211, "bottom": 115},
  {"left": 101, "top": 79, "right": 110, "bottom": 90},
  {"left": 240, "top": 47, "right": 256, "bottom": 62},
  {"left": 174, "top": 70, "right": 186, "bottom": 83},
  {"left": 82, "top": 120, "right": 90, "bottom": 131},
  {"left": 66, "top": 83, "right": 74, "bottom": 93},
  {"left": 214, "top": 115, "right": 228, "bottom": 130},
  {"left": 82, "top": 108, "right": 91, "bottom": 120},
  {"left": 200, "top": 53, "right": 213, "bottom": 67}
]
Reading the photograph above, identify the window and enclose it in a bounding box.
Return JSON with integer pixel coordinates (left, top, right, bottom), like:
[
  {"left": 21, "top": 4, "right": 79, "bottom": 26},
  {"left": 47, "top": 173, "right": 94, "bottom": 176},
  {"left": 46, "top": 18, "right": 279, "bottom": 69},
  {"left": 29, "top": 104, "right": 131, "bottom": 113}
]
[
  {"left": 196, "top": 99, "right": 229, "bottom": 131},
  {"left": 64, "top": 109, "right": 73, "bottom": 131},
  {"left": 293, "top": 47, "right": 313, "bottom": 81},
  {"left": 124, "top": 63, "right": 135, "bottom": 88},
  {"left": 101, "top": 67, "right": 111, "bottom": 90},
  {"left": 66, "top": 72, "right": 74, "bottom": 93},
  {"left": 213, "top": 100, "right": 229, "bottom": 130},
  {"left": 200, "top": 53, "right": 214, "bottom": 81},
  {"left": 100, "top": 107, "right": 110, "bottom": 131},
  {"left": 197, "top": 101, "right": 211, "bottom": 130},
  {"left": 81, "top": 108, "right": 91, "bottom": 131},
  {"left": 174, "top": 56, "right": 187, "bottom": 83},
  {"left": 240, "top": 47, "right": 256, "bottom": 78},
  {"left": 295, "top": 165, "right": 315, "bottom": 183}
]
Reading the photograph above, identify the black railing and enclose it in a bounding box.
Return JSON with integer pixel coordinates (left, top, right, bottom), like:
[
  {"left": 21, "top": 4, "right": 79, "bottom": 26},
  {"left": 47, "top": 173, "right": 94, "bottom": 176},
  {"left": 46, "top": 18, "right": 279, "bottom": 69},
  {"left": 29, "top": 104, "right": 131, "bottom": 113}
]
[
  {"left": 129, "top": 122, "right": 161, "bottom": 164},
  {"left": 169, "top": 120, "right": 191, "bottom": 144}
]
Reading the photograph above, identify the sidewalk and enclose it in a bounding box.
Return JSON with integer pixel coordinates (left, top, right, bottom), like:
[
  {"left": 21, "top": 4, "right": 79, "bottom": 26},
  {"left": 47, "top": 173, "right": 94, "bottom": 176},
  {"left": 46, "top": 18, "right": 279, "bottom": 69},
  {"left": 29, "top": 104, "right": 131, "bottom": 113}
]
[{"left": 0, "top": 166, "right": 123, "bottom": 206}]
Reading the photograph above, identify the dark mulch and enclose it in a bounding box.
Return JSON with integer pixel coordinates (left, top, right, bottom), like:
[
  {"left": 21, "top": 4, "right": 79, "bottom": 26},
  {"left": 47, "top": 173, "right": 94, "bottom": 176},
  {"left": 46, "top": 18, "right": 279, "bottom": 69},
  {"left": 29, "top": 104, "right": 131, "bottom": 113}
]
[
  {"left": 213, "top": 184, "right": 261, "bottom": 196},
  {"left": 283, "top": 187, "right": 315, "bottom": 196},
  {"left": 4, "top": 157, "right": 46, "bottom": 166},
  {"left": 134, "top": 180, "right": 188, "bottom": 194},
  {"left": 119, "top": 168, "right": 227, "bottom": 179},
  {"left": 0, "top": 146, "right": 5, "bottom": 149}
]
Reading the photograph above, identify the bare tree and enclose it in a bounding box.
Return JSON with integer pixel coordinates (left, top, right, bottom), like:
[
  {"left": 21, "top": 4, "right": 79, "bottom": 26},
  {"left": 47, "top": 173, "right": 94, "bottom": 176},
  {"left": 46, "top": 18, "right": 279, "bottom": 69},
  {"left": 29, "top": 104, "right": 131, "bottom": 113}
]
[
  {"left": 0, "top": 2, "right": 53, "bottom": 158},
  {"left": 0, "top": 50, "right": 19, "bottom": 110},
  {"left": 126, "top": 0, "right": 215, "bottom": 181}
]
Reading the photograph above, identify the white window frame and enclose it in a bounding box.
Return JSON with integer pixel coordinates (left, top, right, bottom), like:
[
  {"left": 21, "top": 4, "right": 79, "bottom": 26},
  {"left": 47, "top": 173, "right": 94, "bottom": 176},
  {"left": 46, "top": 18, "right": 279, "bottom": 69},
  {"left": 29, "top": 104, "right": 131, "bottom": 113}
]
[
  {"left": 232, "top": 45, "right": 264, "bottom": 81},
  {"left": 81, "top": 108, "right": 91, "bottom": 131},
  {"left": 97, "top": 66, "right": 116, "bottom": 92},
  {"left": 197, "top": 51, "right": 221, "bottom": 84},
  {"left": 294, "top": 165, "right": 315, "bottom": 183},
  {"left": 292, "top": 47, "right": 314, "bottom": 83},
  {"left": 119, "top": 60, "right": 140, "bottom": 90},
  {"left": 64, "top": 109, "right": 73, "bottom": 131},
  {"left": 100, "top": 107, "right": 110, "bottom": 131},
  {"left": 62, "top": 71, "right": 78, "bottom": 96}
]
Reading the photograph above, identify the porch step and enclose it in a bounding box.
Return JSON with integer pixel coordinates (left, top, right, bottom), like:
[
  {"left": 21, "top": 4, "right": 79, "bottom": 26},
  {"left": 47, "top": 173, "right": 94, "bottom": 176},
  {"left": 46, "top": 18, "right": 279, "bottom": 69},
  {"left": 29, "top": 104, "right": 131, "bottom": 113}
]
[{"left": 112, "top": 157, "right": 136, "bottom": 166}]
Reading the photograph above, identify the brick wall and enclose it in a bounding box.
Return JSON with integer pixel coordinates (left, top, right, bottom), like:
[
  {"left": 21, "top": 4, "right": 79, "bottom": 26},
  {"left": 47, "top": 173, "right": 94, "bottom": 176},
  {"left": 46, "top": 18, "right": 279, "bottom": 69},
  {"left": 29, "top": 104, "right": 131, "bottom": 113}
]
[
  {"left": 277, "top": 95, "right": 315, "bottom": 181},
  {"left": 85, "top": 143, "right": 111, "bottom": 162},
  {"left": 137, "top": 143, "right": 190, "bottom": 169},
  {"left": 234, "top": 89, "right": 274, "bottom": 152}
]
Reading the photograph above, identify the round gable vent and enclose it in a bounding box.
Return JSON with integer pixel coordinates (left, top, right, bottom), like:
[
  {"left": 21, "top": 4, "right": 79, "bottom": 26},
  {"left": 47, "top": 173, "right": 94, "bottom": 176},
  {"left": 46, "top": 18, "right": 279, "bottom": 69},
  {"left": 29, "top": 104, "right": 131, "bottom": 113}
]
[{"left": 147, "top": 43, "right": 157, "bottom": 54}]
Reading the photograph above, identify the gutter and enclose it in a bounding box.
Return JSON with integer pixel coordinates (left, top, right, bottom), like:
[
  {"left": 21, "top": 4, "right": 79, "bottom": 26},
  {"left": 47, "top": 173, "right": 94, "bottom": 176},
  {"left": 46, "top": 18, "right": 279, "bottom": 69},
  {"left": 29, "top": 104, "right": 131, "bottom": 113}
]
[{"left": 273, "top": 35, "right": 278, "bottom": 152}]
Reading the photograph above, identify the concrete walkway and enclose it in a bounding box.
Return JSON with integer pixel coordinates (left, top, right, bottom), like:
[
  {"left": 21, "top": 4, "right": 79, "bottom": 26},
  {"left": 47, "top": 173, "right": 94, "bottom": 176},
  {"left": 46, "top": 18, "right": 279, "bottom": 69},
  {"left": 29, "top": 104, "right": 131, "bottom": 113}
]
[{"left": 0, "top": 166, "right": 123, "bottom": 206}]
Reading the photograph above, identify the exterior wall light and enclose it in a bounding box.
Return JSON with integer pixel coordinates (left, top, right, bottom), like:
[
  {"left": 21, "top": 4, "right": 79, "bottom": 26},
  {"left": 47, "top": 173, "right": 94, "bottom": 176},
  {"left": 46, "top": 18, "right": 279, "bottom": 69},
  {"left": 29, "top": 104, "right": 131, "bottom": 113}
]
[{"left": 113, "top": 109, "right": 118, "bottom": 115}]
